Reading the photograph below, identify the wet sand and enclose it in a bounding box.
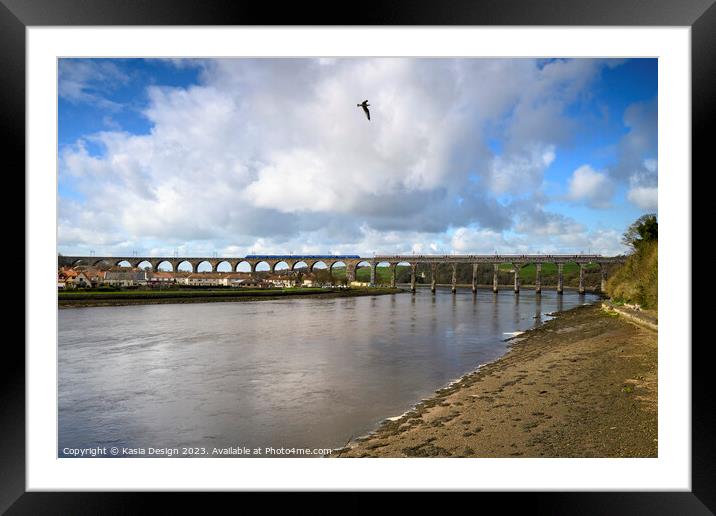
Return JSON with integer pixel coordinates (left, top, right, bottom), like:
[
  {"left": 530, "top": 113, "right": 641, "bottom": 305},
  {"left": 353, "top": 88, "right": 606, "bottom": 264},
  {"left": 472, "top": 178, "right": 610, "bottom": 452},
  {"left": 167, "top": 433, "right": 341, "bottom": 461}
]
[{"left": 335, "top": 304, "right": 657, "bottom": 458}]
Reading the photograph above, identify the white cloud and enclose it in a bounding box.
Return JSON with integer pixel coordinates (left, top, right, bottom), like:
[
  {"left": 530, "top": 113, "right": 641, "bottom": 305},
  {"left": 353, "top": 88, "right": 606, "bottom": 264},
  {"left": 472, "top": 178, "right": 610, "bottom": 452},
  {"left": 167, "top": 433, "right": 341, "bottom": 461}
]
[
  {"left": 625, "top": 156, "right": 658, "bottom": 211},
  {"left": 627, "top": 186, "right": 658, "bottom": 210},
  {"left": 451, "top": 227, "right": 510, "bottom": 254},
  {"left": 58, "top": 59, "right": 129, "bottom": 110},
  {"left": 566, "top": 165, "right": 614, "bottom": 208},
  {"left": 447, "top": 223, "right": 625, "bottom": 256},
  {"left": 643, "top": 158, "right": 657, "bottom": 173},
  {"left": 485, "top": 144, "right": 556, "bottom": 195},
  {"left": 58, "top": 58, "right": 631, "bottom": 256},
  {"left": 555, "top": 228, "right": 627, "bottom": 256},
  {"left": 612, "top": 100, "right": 658, "bottom": 213}
]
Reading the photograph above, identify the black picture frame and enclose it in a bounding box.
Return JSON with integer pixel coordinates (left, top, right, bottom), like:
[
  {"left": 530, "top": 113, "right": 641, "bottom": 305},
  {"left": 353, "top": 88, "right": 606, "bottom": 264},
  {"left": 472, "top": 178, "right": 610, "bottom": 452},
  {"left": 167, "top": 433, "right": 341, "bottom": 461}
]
[{"left": 4, "top": 0, "right": 710, "bottom": 512}]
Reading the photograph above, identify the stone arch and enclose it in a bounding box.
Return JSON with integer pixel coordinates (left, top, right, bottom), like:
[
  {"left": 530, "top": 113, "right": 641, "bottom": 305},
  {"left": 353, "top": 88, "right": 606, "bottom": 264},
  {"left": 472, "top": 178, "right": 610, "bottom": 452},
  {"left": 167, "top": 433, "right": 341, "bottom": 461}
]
[
  {"left": 236, "top": 261, "right": 251, "bottom": 272},
  {"left": 255, "top": 261, "right": 271, "bottom": 272},
  {"left": 116, "top": 260, "right": 132, "bottom": 268},
  {"left": 71, "top": 259, "right": 88, "bottom": 267},
  {"left": 177, "top": 260, "right": 193, "bottom": 272},
  {"left": 92, "top": 258, "right": 112, "bottom": 268},
  {"left": 310, "top": 261, "right": 328, "bottom": 272},
  {"left": 292, "top": 261, "right": 308, "bottom": 271},
  {"left": 273, "top": 261, "right": 290, "bottom": 272},
  {"left": 136, "top": 260, "right": 153, "bottom": 270},
  {"left": 216, "top": 261, "right": 232, "bottom": 273},
  {"left": 354, "top": 261, "right": 371, "bottom": 282},
  {"left": 196, "top": 260, "right": 213, "bottom": 272},
  {"left": 375, "top": 261, "right": 392, "bottom": 286},
  {"left": 395, "top": 261, "right": 413, "bottom": 284},
  {"left": 156, "top": 260, "right": 173, "bottom": 272},
  {"left": 330, "top": 261, "right": 347, "bottom": 283}
]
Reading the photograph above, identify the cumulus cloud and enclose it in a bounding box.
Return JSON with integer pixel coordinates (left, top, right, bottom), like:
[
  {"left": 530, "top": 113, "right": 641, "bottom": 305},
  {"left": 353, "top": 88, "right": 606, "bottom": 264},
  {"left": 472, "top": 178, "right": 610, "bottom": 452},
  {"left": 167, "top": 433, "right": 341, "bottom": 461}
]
[
  {"left": 554, "top": 228, "right": 626, "bottom": 256},
  {"left": 58, "top": 58, "right": 636, "bottom": 256},
  {"left": 614, "top": 100, "right": 657, "bottom": 179},
  {"left": 448, "top": 223, "right": 625, "bottom": 256},
  {"left": 485, "top": 145, "right": 556, "bottom": 195},
  {"left": 627, "top": 186, "right": 658, "bottom": 210},
  {"left": 450, "top": 227, "right": 511, "bottom": 254},
  {"left": 566, "top": 165, "right": 614, "bottom": 208},
  {"left": 610, "top": 99, "right": 658, "bottom": 211}
]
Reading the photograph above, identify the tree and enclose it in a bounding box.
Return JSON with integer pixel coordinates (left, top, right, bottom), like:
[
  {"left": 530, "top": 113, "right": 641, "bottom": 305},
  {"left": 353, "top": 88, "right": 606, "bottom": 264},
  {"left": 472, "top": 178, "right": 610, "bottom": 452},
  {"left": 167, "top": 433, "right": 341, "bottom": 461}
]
[
  {"left": 622, "top": 214, "right": 658, "bottom": 251},
  {"left": 313, "top": 268, "right": 332, "bottom": 286}
]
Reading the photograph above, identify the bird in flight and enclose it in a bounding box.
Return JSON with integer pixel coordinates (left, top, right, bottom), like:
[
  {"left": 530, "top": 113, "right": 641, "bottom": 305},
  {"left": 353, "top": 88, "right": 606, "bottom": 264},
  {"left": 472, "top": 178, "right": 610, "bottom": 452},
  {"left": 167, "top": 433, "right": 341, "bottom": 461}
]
[{"left": 357, "top": 100, "right": 370, "bottom": 120}]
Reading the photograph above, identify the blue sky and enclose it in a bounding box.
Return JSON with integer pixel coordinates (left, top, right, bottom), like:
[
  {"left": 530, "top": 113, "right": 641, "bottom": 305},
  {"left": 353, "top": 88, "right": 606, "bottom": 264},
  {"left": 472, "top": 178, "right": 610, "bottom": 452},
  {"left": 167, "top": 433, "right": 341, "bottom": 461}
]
[{"left": 58, "top": 58, "right": 657, "bottom": 257}]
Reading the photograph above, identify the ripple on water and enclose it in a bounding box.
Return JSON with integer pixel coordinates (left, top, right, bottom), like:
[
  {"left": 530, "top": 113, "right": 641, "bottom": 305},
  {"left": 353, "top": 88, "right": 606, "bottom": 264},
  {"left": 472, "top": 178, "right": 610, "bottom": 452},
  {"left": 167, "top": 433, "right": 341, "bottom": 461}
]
[{"left": 58, "top": 289, "right": 598, "bottom": 455}]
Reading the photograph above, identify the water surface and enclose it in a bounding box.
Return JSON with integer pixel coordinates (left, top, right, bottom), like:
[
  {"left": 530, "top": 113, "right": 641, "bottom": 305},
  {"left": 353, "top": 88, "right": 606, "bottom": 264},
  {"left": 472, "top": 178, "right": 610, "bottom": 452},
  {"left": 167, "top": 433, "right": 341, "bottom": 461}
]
[{"left": 58, "top": 288, "right": 597, "bottom": 456}]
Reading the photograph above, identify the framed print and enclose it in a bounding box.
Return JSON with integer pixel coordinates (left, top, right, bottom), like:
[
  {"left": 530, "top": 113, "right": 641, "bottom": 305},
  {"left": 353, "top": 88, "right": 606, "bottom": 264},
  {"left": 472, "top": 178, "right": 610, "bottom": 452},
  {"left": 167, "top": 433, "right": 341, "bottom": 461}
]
[{"left": 5, "top": 0, "right": 712, "bottom": 511}]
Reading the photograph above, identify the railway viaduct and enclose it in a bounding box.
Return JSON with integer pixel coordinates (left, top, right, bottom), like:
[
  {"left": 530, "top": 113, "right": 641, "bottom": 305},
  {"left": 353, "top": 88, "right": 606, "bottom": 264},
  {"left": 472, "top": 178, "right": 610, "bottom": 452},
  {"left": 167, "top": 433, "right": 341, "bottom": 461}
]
[{"left": 60, "top": 254, "right": 627, "bottom": 294}]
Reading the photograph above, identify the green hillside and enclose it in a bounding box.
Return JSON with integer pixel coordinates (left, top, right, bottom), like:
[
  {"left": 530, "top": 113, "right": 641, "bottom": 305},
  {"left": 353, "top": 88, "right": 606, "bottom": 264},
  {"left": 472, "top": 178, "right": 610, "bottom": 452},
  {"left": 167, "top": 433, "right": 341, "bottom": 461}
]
[{"left": 605, "top": 240, "right": 657, "bottom": 309}]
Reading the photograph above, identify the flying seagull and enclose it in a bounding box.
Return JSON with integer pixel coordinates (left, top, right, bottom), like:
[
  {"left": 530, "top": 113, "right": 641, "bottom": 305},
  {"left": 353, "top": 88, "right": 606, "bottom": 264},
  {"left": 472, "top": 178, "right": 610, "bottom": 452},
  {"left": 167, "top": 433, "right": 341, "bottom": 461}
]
[{"left": 357, "top": 100, "right": 370, "bottom": 120}]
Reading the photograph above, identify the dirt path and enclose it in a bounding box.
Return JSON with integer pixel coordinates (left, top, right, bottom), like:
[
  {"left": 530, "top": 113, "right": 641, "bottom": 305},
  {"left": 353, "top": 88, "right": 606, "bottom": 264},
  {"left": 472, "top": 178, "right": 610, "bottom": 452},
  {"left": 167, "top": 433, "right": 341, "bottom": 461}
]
[{"left": 336, "top": 304, "right": 657, "bottom": 458}]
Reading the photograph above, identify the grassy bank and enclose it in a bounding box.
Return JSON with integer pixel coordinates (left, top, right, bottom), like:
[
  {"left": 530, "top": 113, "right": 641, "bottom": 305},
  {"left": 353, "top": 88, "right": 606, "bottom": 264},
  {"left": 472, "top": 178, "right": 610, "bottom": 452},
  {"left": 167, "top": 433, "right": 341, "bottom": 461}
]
[
  {"left": 605, "top": 240, "right": 658, "bottom": 310},
  {"left": 335, "top": 303, "right": 657, "bottom": 458},
  {"left": 59, "top": 287, "right": 404, "bottom": 307}
]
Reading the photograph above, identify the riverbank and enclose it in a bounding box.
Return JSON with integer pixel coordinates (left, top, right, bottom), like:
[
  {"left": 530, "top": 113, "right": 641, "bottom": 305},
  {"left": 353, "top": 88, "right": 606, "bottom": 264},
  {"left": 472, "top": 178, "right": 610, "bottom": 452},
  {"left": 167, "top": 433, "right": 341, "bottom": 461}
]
[
  {"left": 58, "top": 287, "right": 405, "bottom": 308},
  {"left": 601, "top": 301, "right": 658, "bottom": 331},
  {"left": 334, "top": 303, "right": 657, "bottom": 458}
]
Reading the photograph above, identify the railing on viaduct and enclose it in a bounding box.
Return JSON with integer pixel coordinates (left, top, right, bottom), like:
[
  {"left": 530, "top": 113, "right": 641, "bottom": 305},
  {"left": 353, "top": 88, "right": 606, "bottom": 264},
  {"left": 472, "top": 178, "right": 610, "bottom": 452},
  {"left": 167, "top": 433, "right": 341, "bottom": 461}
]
[{"left": 59, "top": 254, "right": 627, "bottom": 294}]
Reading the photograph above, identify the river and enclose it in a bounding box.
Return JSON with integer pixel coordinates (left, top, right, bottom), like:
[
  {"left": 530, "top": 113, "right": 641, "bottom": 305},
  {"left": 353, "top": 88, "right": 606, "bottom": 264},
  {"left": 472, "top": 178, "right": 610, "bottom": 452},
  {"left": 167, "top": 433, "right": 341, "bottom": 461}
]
[{"left": 58, "top": 288, "right": 598, "bottom": 457}]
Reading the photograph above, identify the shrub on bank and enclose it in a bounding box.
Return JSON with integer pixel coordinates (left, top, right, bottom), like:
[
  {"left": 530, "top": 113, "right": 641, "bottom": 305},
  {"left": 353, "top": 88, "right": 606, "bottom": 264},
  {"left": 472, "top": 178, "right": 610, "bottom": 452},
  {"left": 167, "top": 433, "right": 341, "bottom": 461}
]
[{"left": 605, "top": 240, "right": 657, "bottom": 310}]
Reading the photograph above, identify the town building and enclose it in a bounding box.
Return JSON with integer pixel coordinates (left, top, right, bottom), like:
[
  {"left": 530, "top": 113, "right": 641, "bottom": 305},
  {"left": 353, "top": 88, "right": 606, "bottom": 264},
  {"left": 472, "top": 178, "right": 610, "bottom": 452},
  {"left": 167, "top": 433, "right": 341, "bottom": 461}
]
[
  {"left": 103, "top": 270, "right": 148, "bottom": 287},
  {"left": 148, "top": 271, "right": 176, "bottom": 286},
  {"left": 264, "top": 275, "right": 296, "bottom": 288},
  {"left": 57, "top": 268, "right": 77, "bottom": 289},
  {"left": 183, "top": 273, "right": 228, "bottom": 287},
  {"left": 73, "top": 271, "right": 93, "bottom": 288}
]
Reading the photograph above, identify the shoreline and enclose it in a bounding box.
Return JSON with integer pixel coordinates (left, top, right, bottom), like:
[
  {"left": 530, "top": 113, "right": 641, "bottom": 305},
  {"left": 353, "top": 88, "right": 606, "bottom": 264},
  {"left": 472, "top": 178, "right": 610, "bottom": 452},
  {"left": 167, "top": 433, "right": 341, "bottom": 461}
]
[
  {"left": 333, "top": 303, "right": 657, "bottom": 458},
  {"left": 58, "top": 287, "right": 405, "bottom": 308}
]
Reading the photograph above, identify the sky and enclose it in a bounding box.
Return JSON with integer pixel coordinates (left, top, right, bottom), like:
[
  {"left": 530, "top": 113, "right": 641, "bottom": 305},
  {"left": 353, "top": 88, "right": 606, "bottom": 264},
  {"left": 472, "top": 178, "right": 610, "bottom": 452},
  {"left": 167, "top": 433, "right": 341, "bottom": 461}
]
[{"left": 58, "top": 58, "right": 657, "bottom": 258}]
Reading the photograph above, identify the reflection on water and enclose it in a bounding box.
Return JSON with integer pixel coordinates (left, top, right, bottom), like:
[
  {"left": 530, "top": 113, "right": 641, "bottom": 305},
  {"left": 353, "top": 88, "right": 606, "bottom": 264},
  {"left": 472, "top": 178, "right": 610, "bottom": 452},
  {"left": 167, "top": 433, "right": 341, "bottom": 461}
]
[{"left": 58, "top": 288, "right": 597, "bottom": 456}]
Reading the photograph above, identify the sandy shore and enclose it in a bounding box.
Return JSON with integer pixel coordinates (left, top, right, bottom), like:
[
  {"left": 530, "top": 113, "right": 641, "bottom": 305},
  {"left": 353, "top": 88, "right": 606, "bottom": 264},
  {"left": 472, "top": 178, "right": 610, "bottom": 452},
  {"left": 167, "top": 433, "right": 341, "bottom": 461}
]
[{"left": 335, "top": 303, "right": 657, "bottom": 458}]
